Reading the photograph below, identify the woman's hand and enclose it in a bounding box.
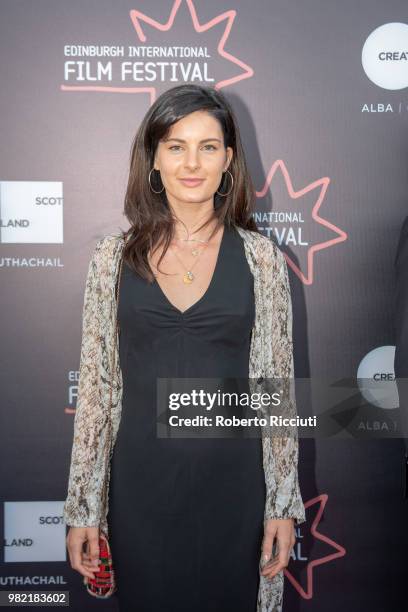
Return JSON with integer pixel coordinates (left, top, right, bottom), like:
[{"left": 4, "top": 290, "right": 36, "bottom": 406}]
[
  {"left": 66, "top": 526, "right": 100, "bottom": 580},
  {"left": 260, "top": 518, "right": 296, "bottom": 580}
]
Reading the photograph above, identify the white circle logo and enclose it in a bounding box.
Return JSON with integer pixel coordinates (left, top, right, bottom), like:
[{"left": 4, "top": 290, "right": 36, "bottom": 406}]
[
  {"left": 357, "top": 345, "right": 398, "bottom": 409},
  {"left": 362, "top": 22, "right": 408, "bottom": 90}
]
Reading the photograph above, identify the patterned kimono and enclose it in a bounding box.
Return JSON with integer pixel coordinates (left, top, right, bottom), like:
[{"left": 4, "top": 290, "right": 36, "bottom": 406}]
[{"left": 63, "top": 226, "right": 306, "bottom": 611}]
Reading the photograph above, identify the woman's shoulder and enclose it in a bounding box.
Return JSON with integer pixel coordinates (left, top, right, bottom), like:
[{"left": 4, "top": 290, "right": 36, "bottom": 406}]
[
  {"left": 95, "top": 233, "right": 124, "bottom": 255},
  {"left": 94, "top": 232, "right": 124, "bottom": 249},
  {"left": 236, "top": 226, "right": 286, "bottom": 270},
  {"left": 88, "top": 232, "right": 125, "bottom": 271}
]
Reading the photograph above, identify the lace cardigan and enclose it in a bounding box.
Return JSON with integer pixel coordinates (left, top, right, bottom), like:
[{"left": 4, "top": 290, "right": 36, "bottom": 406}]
[{"left": 63, "top": 226, "right": 306, "bottom": 612}]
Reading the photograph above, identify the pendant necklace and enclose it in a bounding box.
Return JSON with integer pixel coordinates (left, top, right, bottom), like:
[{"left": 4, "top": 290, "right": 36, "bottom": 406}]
[{"left": 170, "top": 226, "right": 218, "bottom": 284}]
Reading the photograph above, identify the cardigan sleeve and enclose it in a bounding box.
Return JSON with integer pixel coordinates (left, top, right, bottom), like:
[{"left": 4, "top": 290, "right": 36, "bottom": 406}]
[
  {"left": 62, "top": 237, "right": 111, "bottom": 528},
  {"left": 263, "top": 243, "right": 306, "bottom": 526}
]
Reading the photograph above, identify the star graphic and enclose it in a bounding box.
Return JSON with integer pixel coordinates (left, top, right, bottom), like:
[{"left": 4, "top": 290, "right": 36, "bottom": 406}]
[
  {"left": 61, "top": 0, "right": 253, "bottom": 99},
  {"left": 284, "top": 494, "right": 346, "bottom": 599},
  {"left": 256, "top": 160, "right": 348, "bottom": 285},
  {"left": 130, "top": 0, "right": 254, "bottom": 92}
]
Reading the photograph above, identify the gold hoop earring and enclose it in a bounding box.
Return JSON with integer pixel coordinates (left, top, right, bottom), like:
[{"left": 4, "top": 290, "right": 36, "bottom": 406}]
[
  {"left": 216, "top": 170, "right": 234, "bottom": 197},
  {"left": 148, "top": 168, "right": 165, "bottom": 194}
]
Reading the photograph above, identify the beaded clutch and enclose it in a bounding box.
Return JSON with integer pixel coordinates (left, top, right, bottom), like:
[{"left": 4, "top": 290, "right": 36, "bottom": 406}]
[{"left": 83, "top": 531, "right": 116, "bottom": 598}]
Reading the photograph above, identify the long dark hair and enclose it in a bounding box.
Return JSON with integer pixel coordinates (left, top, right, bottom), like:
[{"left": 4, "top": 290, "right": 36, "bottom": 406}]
[{"left": 121, "top": 83, "right": 259, "bottom": 281}]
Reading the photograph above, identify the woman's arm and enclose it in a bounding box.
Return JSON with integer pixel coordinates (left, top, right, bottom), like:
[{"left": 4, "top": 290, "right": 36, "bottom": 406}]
[
  {"left": 63, "top": 237, "right": 110, "bottom": 528},
  {"left": 263, "top": 242, "right": 306, "bottom": 526}
]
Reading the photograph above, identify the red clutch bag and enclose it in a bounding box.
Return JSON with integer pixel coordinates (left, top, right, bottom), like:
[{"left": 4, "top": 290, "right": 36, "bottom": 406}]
[{"left": 83, "top": 531, "right": 116, "bottom": 598}]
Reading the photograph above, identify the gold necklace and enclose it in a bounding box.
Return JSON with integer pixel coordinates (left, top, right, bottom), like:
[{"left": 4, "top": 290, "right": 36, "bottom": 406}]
[
  {"left": 170, "top": 226, "right": 218, "bottom": 284},
  {"left": 172, "top": 237, "right": 209, "bottom": 257},
  {"left": 173, "top": 213, "right": 215, "bottom": 254},
  {"left": 173, "top": 221, "right": 217, "bottom": 256}
]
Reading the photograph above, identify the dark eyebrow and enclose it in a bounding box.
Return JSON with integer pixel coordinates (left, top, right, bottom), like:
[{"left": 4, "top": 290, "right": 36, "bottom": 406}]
[{"left": 162, "top": 137, "right": 222, "bottom": 144}]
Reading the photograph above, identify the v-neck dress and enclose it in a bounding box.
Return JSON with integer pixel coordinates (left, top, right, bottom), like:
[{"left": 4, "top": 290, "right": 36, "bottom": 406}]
[{"left": 107, "top": 223, "right": 266, "bottom": 612}]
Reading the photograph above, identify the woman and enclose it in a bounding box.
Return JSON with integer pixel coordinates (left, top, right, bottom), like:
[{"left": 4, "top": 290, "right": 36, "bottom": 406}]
[{"left": 63, "top": 83, "right": 306, "bottom": 612}]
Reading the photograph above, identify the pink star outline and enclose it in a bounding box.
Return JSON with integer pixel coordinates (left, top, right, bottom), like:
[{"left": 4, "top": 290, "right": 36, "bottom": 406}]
[
  {"left": 60, "top": 0, "right": 254, "bottom": 99},
  {"left": 284, "top": 493, "right": 347, "bottom": 599},
  {"left": 257, "top": 160, "right": 348, "bottom": 285}
]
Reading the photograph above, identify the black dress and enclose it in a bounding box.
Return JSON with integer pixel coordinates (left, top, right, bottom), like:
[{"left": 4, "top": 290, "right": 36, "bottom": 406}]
[{"left": 107, "top": 223, "right": 265, "bottom": 612}]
